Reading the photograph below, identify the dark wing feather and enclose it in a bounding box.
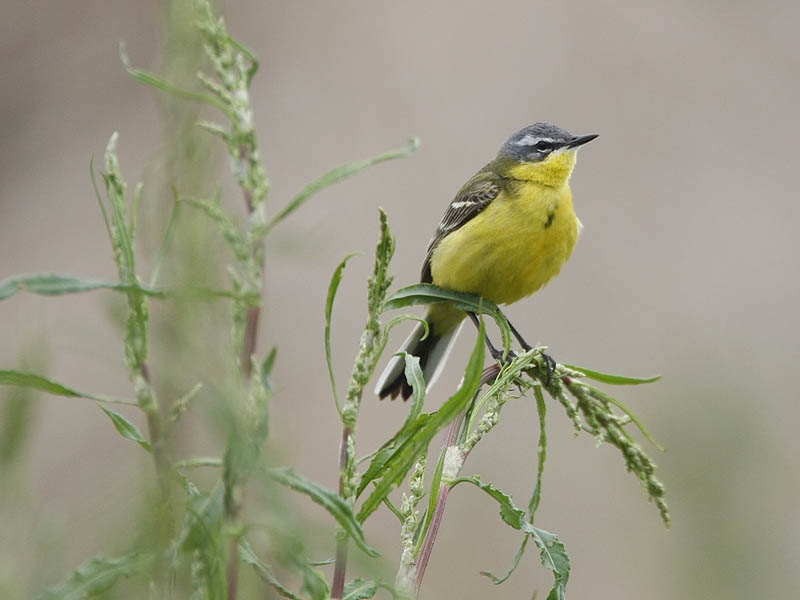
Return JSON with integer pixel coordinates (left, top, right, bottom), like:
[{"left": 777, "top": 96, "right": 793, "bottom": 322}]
[{"left": 421, "top": 171, "right": 502, "bottom": 283}]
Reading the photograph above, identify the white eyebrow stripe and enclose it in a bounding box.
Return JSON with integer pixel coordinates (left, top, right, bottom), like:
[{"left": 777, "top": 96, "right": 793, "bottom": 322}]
[{"left": 514, "top": 135, "right": 555, "bottom": 147}]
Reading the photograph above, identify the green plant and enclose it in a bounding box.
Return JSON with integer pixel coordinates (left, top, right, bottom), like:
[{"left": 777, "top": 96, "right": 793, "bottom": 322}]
[{"left": 0, "top": 3, "right": 667, "bottom": 599}]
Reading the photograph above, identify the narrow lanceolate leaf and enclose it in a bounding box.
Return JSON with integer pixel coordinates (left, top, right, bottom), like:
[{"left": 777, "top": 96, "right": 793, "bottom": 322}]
[
  {"left": 119, "top": 43, "right": 230, "bottom": 115},
  {"left": 34, "top": 552, "right": 152, "bottom": 600},
  {"left": 97, "top": 405, "right": 152, "bottom": 453},
  {"left": 0, "top": 370, "right": 135, "bottom": 406},
  {"left": 0, "top": 370, "right": 85, "bottom": 398},
  {"left": 450, "top": 476, "right": 570, "bottom": 600},
  {"left": 269, "top": 467, "right": 379, "bottom": 558},
  {"left": 356, "top": 322, "right": 485, "bottom": 523},
  {"left": 383, "top": 284, "right": 512, "bottom": 354},
  {"left": 357, "top": 354, "right": 426, "bottom": 496},
  {"left": 343, "top": 578, "right": 378, "bottom": 600},
  {"left": 240, "top": 538, "right": 303, "bottom": 600},
  {"left": 261, "top": 137, "right": 420, "bottom": 235},
  {"left": 563, "top": 363, "right": 660, "bottom": 385},
  {"left": 325, "top": 252, "right": 360, "bottom": 412},
  {"left": 0, "top": 274, "right": 163, "bottom": 302}
]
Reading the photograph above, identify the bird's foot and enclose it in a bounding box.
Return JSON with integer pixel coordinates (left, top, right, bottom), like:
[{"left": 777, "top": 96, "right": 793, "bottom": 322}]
[{"left": 540, "top": 351, "right": 557, "bottom": 386}]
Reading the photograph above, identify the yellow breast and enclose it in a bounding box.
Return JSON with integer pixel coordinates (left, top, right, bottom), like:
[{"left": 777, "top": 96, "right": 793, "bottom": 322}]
[{"left": 429, "top": 181, "right": 580, "bottom": 306}]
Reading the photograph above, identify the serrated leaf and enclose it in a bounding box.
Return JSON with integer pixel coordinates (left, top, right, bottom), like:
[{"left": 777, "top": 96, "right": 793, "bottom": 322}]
[
  {"left": 450, "top": 476, "right": 570, "bottom": 600},
  {"left": 269, "top": 467, "right": 379, "bottom": 558},
  {"left": 97, "top": 405, "right": 151, "bottom": 453},
  {"left": 343, "top": 578, "right": 378, "bottom": 600},
  {"left": 563, "top": 363, "right": 660, "bottom": 385},
  {"left": 356, "top": 322, "right": 485, "bottom": 523},
  {"left": 34, "top": 552, "right": 151, "bottom": 600},
  {"left": 325, "top": 252, "right": 359, "bottom": 412}
]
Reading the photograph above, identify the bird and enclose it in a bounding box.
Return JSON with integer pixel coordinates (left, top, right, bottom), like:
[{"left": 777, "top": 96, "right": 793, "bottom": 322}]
[{"left": 375, "top": 122, "right": 597, "bottom": 400}]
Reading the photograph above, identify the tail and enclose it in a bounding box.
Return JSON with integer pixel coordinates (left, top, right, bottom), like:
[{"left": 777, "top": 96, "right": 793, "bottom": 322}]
[{"left": 374, "top": 319, "right": 462, "bottom": 400}]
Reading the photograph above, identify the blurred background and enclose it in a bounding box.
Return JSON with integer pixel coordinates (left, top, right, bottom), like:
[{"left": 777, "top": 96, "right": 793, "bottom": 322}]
[{"left": 1, "top": 1, "right": 799, "bottom": 598}]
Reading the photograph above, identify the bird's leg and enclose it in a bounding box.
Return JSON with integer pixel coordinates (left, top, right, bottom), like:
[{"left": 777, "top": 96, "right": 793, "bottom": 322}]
[
  {"left": 467, "top": 312, "right": 556, "bottom": 385},
  {"left": 467, "top": 312, "right": 515, "bottom": 363},
  {"left": 506, "top": 318, "right": 556, "bottom": 386},
  {"left": 508, "top": 320, "right": 532, "bottom": 351}
]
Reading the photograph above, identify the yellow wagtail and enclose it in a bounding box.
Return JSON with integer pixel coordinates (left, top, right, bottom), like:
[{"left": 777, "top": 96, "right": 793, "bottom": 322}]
[{"left": 375, "top": 122, "right": 597, "bottom": 399}]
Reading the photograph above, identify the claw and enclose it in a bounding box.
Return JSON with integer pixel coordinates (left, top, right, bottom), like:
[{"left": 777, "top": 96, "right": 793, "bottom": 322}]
[{"left": 542, "top": 352, "right": 556, "bottom": 386}]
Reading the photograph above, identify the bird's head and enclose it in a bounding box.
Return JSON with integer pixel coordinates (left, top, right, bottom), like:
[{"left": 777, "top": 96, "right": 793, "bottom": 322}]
[{"left": 497, "top": 123, "right": 597, "bottom": 187}]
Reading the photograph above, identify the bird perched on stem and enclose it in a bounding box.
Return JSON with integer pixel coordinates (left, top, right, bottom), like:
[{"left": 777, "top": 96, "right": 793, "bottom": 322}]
[{"left": 375, "top": 123, "right": 597, "bottom": 400}]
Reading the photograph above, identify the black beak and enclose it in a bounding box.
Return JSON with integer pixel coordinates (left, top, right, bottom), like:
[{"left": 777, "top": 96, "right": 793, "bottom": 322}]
[{"left": 567, "top": 134, "right": 599, "bottom": 148}]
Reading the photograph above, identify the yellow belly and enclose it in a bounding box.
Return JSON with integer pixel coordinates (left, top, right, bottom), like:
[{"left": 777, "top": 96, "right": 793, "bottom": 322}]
[{"left": 429, "top": 182, "right": 579, "bottom": 307}]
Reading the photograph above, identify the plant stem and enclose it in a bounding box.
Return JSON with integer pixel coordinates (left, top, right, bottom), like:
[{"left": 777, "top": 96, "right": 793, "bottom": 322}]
[
  {"left": 408, "top": 364, "right": 500, "bottom": 597},
  {"left": 331, "top": 424, "right": 352, "bottom": 599}
]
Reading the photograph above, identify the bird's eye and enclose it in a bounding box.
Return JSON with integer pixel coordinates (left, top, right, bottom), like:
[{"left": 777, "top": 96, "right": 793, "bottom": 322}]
[{"left": 534, "top": 141, "right": 551, "bottom": 152}]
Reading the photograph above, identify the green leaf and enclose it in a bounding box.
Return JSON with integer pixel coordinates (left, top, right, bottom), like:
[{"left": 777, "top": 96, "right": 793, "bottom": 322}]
[
  {"left": 450, "top": 476, "right": 570, "bottom": 600},
  {"left": 383, "top": 284, "right": 512, "bottom": 355},
  {"left": 357, "top": 354, "right": 426, "bottom": 496},
  {"left": 269, "top": 467, "right": 379, "bottom": 558},
  {"left": 356, "top": 321, "right": 485, "bottom": 523},
  {"left": 580, "top": 383, "right": 665, "bottom": 451},
  {"left": 0, "top": 274, "right": 163, "bottom": 302},
  {"left": 97, "top": 405, "right": 151, "bottom": 453},
  {"left": 261, "top": 138, "right": 419, "bottom": 235},
  {"left": 0, "top": 370, "right": 84, "bottom": 398},
  {"left": 34, "top": 552, "right": 151, "bottom": 600},
  {"left": 343, "top": 578, "right": 378, "bottom": 600},
  {"left": 179, "top": 483, "right": 225, "bottom": 553},
  {"left": 0, "top": 370, "right": 136, "bottom": 406},
  {"left": 177, "top": 484, "right": 226, "bottom": 599},
  {"left": 301, "top": 565, "right": 330, "bottom": 600},
  {"left": 261, "top": 347, "right": 278, "bottom": 394},
  {"left": 529, "top": 385, "right": 548, "bottom": 518},
  {"left": 240, "top": 538, "right": 303, "bottom": 600},
  {"left": 120, "top": 42, "right": 230, "bottom": 115},
  {"left": 325, "top": 252, "right": 359, "bottom": 413},
  {"left": 563, "top": 363, "right": 660, "bottom": 385}
]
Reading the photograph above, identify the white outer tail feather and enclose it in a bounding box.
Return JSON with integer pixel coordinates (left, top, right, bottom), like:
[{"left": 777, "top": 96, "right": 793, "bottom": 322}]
[{"left": 373, "top": 321, "right": 463, "bottom": 396}]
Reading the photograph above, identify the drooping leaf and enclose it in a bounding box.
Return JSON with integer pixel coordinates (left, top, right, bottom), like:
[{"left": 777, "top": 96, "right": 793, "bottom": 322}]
[
  {"left": 356, "top": 322, "right": 485, "bottom": 524},
  {"left": 97, "top": 405, "right": 151, "bottom": 453},
  {"left": 325, "top": 252, "right": 359, "bottom": 412},
  {"left": 239, "top": 538, "right": 303, "bottom": 600},
  {"left": 34, "top": 552, "right": 151, "bottom": 600},
  {"left": 450, "top": 476, "right": 570, "bottom": 600},
  {"left": 269, "top": 467, "right": 379, "bottom": 558}
]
